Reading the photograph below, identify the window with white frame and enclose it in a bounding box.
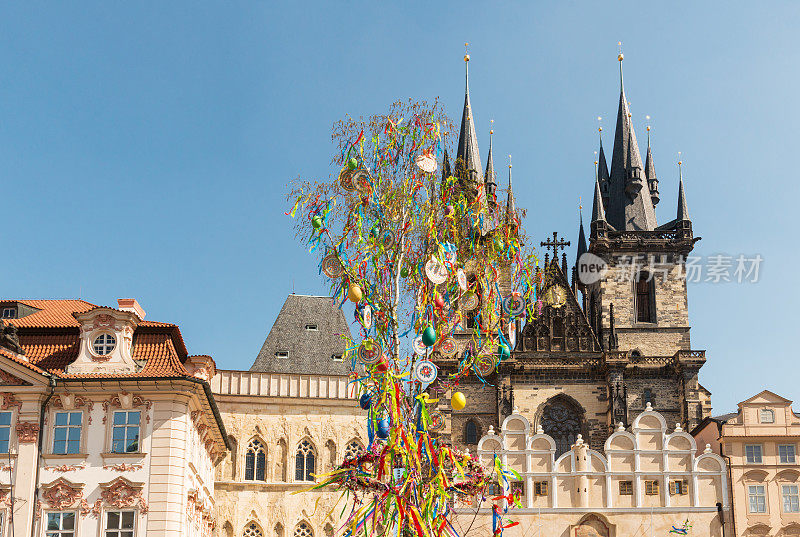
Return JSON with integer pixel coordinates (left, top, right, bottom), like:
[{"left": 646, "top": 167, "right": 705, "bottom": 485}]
[
  {"left": 745, "top": 444, "right": 763, "bottom": 464},
  {"left": 295, "top": 440, "right": 316, "bottom": 482},
  {"left": 780, "top": 444, "right": 796, "bottom": 464},
  {"left": 53, "top": 411, "right": 82, "bottom": 454},
  {"left": 784, "top": 485, "right": 800, "bottom": 513},
  {"left": 749, "top": 485, "right": 767, "bottom": 513},
  {"left": 111, "top": 411, "right": 140, "bottom": 453},
  {"left": 92, "top": 333, "right": 116, "bottom": 356},
  {"left": 760, "top": 408, "right": 775, "bottom": 423},
  {"left": 0, "top": 412, "right": 12, "bottom": 453},
  {"left": 46, "top": 511, "right": 76, "bottom": 537},
  {"left": 105, "top": 510, "right": 134, "bottom": 537}
]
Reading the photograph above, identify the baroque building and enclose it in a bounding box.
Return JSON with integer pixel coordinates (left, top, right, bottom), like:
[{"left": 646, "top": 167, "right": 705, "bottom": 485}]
[
  {"left": 434, "top": 53, "right": 712, "bottom": 459},
  {"left": 0, "top": 298, "right": 227, "bottom": 537}
]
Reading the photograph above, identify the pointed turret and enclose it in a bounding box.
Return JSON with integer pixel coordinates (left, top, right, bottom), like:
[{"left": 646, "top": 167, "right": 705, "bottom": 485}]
[
  {"left": 677, "top": 165, "right": 690, "bottom": 222},
  {"left": 484, "top": 130, "right": 496, "bottom": 206},
  {"left": 441, "top": 149, "right": 451, "bottom": 191},
  {"left": 598, "top": 139, "right": 610, "bottom": 208},
  {"left": 576, "top": 211, "right": 587, "bottom": 267},
  {"left": 506, "top": 162, "right": 517, "bottom": 230},
  {"left": 455, "top": 52, "right": 482, "bottom": 195},
  {"left": 591, "top": 178, "right": 606, "bottom": 224},
  {"left": 606, "top": 54, "right": 657, "bottom": 231},
  {"left": 645, "top": 128, "right": 659, "bottom": 207}
]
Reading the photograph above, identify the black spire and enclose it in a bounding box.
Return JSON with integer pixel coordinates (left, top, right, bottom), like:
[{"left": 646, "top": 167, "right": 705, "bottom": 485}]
[
  {"left": 591, "top": 177, "right": 607, "bottom": 224},
  {"left": 645, "top": 128, "right": 659, "bottom": 207},
  {"left": 606, "top": 54, "right": 657, "bottom": 231},
  {"left": 677, "top": 163, "right": 690, "bottom": 222},
  {"left": 598, "top": 138, "right": 610, "bottom": 208},
  {"left": 576, "top": 211, "right": 587, "bottom": 267},
  {"left": 484, "top": 130, "right": 496, "bottom": 206},
  {"left": 455, "top": 52, "right": 482, "bottom": 193}
]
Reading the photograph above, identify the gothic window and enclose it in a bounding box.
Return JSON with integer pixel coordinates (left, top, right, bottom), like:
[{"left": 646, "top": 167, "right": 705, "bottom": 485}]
[
  {"left": 643, "top": 388, "right": 654, "bottom": 407},
  {"left": 540, "top": 398, "right": 583, "bottom": 458},
  {"left": 294, "top": 522, "right": 313, "bottom": 537},
  {"left": 464, "top": 420, "right": 479, "bottom": 445},
  {"left": 551, "top": 317, "right": 564, "bottom": 351},
  {"left": 635, "top": 272, "right": 655, "bottom": 323},
  {"left": 535, "top": 324, "right": 549, "bottom": 351},
  {"left": 243, "top": 522, "right": 264, "bottom": 537},
  {"left": 295, "top": 440, "right": 316, "bottom": 481},
  {"left": 344, "top": 440, "right": 363, "bottom": 461},
  {"left": 566, "top": 326, "right": 579, "bottom": 351},
  {"left": 245, "top": 438, "right": 267, "bottom": 481}
]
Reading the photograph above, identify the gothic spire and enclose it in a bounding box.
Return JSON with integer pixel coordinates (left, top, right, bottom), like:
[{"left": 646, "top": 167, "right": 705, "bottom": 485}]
[
  {"left": 591, "top": 177, "right": 606, "bottom": 224},
  {"left": 484, "top": 129, "right": 496, "bottom": 205},
  {"left": 645, "top": 127, "right": 660, "bottom": 207},
  {"left": 441, "top": 149, "right": 451, "bottom": 190},
  {"left": 456, "top": 49, "right": 482, "bottom": 190},
  {"left": 606, "top": 52, "right": 657, "bottom": 231},
  {"left": 576, "top": 210, "right": 587, "bottom": 267},
  {"left": 506, "top": 160, "right": 517, "bottom": 228},
  {"left": 677, "top": 162, "right": 690, "bottom": 222}
]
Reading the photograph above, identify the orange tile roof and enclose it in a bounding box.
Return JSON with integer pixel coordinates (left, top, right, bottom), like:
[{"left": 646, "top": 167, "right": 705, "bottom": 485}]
[
  {"left": 0, "top": 299, "right": 193, "bottom": 378},
  {"left": 0, "top": 347, "right": 48, "bottom": 376}
]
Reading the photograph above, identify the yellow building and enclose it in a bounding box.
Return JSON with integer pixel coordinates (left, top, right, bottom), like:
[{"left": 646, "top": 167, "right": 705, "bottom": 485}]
[{"left": 694, "top": 390, "right": 800, "bottom": 537}]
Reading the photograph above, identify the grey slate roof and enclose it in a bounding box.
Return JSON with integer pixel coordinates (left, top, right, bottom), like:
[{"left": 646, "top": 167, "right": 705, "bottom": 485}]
[
  {"left": 576, "top": 213, "right": 587, "bottom": 267},
  {"left": 250, "top": 295, "right": 352, "bottom": 375},
  {"left": 644, "top": 137, "right": 656, "bottom": 183},
  {"left": 606, "top": 71, "right": 658, "bottom": 231},
  {"left": 591, "top": 177, "right": 607, "bottom": 223}
]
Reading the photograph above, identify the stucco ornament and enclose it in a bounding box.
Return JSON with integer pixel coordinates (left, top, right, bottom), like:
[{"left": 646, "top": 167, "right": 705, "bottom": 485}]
[{"left": 41, "top": 478, "right": 85, "bottom": 510}]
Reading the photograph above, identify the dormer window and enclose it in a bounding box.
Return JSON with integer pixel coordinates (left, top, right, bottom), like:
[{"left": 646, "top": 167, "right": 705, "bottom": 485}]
[
  {"left": 760, "top": 408, "right": 775, "bottom": 423},
  {"left": 275, "top": 351, "right": 288, "bottom": 359},
  {"left": 305, "top": 324, "right": 318, "bottom": 331},
  {"left": 92, "top": 334, "right": 116, "bottom": 356},
  {"left": 1, "top": 308, "right": 16, "bottom": 319}
]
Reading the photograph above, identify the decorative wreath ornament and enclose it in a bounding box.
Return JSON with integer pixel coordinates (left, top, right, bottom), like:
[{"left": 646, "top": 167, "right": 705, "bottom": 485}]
[{"left": 357, "top": 339, "right": 382, "bottom": 365}]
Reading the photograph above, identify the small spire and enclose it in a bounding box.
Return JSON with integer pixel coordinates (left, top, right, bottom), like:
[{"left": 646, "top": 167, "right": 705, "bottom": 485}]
[
  {"left": 591, "top": 176, "right": 606, "bottom": 223},
  {"left": 506, "top": 155, "right": 516, "bottom": 228},
  {"left": 677, "top": 158, "right": 690, "bottom": 222},
  {"left": 576, "top": 206, "right": 587, "bottom": 267},
  {"left": 645, "top": 119, "right": 659, "bottom": 207},
  {"left": 441, "top": 149, "right": 451, "bottom": 193},
  {"left": 484, "top": 123, "right": 496, "bottom": 205}
]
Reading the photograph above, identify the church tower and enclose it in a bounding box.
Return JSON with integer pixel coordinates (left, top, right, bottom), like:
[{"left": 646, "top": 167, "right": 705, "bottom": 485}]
[{"left": 583, "top": 52, "right": 709, "bottom": 432}]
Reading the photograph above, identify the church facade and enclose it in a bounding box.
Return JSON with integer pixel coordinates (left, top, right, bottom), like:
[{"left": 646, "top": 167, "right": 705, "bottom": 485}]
[{"left": 434, "top": 53, "right": 712, "bottom": 464}]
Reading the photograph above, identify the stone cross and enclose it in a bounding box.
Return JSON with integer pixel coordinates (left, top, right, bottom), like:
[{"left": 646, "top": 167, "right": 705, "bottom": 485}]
[{"left": 540, "top": 232, "right": 570, "bottom": 258}]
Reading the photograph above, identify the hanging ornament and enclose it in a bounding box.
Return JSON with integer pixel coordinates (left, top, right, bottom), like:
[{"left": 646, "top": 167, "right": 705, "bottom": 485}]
[
  {"left": 339, "top": 169, "right": 356, "bottom": 191},
  {"left": 352, "top": 169, "right": 371, "bottom": 193},
  {"left": 457, "top": 269, "right": 468, "bottom": 291},
  {"left": 412, "top": 336, "right": 427, "bottom": 356},
  {"left": 359, "top": 393, "right": 372, "bottom": 410},
  {"left": 347, "top": 157, "right": 358, "bottom": 170},
  {"left": 321, "top": 254, "right": 344, "bottom": 279},
  {"left": 474, "top": 355, "right": 497, "bottom": 378},
  {"left": 439, "top": 337, "right": 457, "bottom": 357},
  {"left": 376, "top": 418, "right": 390, "bottom": 439},
  {"left": 451, "top": 392, "right": 467, "bottom": 411},
  {"left": 413, "top": 360, "right": 438, "bottom": 385},
  {"left": 461, "top": 291, "right": 480, "bottom": 312},
  {"left": 348, "top": 283, "right": 362, "bottom": 303},
  {"left": 357, "top": 339, "right": 382, "bottom": 365},
  {"left": 498, "top": 343, "right": 511, "bottom": 361},
  {"left": 425, "top": 258, "right": 448, "bottom": 285},
  {"left": 414, "top": 152, "right": 438, "bottom": 173},
  {"left": 428, "top": 410, "right": 445, "bottom": 432},
  {"left": 400, "top": 265, "right": 409, "bottom": 278},
  {"left": 361, "top": 305, "right": 372, "bottom": 329},
  {"left": 382, "top": 230, "right": 396, "bottom": 249},
  {"left": 508, "top": 321, "right": 517, "bottom": 349},
  {"left": 421, "top": 326, "right": 437, "bottom": 347},
  {"left": 312, "top": 216, "right": 323, "bottom": 229}
]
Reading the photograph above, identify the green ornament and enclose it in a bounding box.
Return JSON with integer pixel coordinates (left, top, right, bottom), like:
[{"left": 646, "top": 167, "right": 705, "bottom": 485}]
[
  {"left": 311, "top": 216, "right": 322, "bottom": 229},
  {"left": 421, "top": 326, "right": 437, "bottom": 347},
  {"left": 494, "top": 237, "right": 505, "bottom": 252},
  {"left": 400, "top": 266, "right": 409, "bottom": 278},
  {"left": 348, "top": 157, "right": 358, "bottom": 170},
  {"left": 498, "top": 344, "right": 510, "bottom": 360}
]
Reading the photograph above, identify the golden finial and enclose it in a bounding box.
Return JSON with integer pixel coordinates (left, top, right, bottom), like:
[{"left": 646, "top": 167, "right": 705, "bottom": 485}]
[
  {"left": 579, "top": 196, "right": 583, "bottom": 211},
  {"left": 490, "top": 118, "right": 494, "bottom": 135},
  {"left": 646, "top": 115, "right": 651, "bottom": 132},
  {"left": 464, "top": 42, "right": 470, "bottom": 62},
  {"left": 508, "top": 154, "right": 512, "bottom": 168},
  {"left": 678, "top": 151, "right": 682, "bottom": 167},
  {"left": 617, "top": 41, "right": 624, "bottom": 62},
  {"left": 597, "top": 116, "right": 602, "bottom": 133}
]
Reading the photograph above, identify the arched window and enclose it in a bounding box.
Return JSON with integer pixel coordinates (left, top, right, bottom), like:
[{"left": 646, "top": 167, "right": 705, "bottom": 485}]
[
  {"left": 540, "top": 397, "right": 583, "bottom": 458},
  {"left": 295, "top": 440, "right": 316, "bottom": 481},
  {"left": 343, "top": 440, "right": 363, "bottom": 461},
  {"left": 245, "top": 438, "right": 267, "bottom": 481},
  {"left": 243, "top": 522, "right": 264, "bottom": 537},
  {"left": 464, "top": 420, "right": 479, "bottom": 445},
  {"left": 635, "top": 272, "right": 655, "bottom": 323},
  {"left": 294, "top": 522, "right": 313, "bottom": 537}
]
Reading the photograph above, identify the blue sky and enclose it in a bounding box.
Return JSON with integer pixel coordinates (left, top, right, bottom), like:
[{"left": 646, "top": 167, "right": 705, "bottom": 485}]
[{"left": 2, "top": 2, "right": 798, "bottom": 414}]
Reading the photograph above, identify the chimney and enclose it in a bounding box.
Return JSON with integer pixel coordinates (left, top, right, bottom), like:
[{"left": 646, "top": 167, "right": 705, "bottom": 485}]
[{"left": 117, "top": 298, "right": 146, "bottom": 320}]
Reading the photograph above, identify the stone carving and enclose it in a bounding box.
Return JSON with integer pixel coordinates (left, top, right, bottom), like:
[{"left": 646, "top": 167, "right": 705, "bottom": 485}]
[
  {"left": 0, "top": 392, "right": 22, "bottom": 411},
  {"left": 51, "top": 393, "right": 94, "bottom": 424},
  {"left": 93, "top": 314, "right": 116, "bottom": 330},
  {"left": 540, "top": 399, "right": 582, "bottom": 457},
  {"left": 101, "top": 392, "right": 152, "bottom": 424},
  {"left": 98, "top": 477, "right": 148, "bottom": 514},
  {"left": 102, "top": 463, "right": 142, "bottom": 472},
  {"left": 0, "top": 369, "right": 28, "bottom": 386},
  {"left": 16, "top": 421, "right": 39, "bottom": 443},
  {"left": 45, "top": 463, "right": 86, "bottom": 472},
  {"left": 0, "top": 320, "right": 24, "bottom": 355},
  {"left": 41, "top": 478, "right": 85, "bottom": 510}
]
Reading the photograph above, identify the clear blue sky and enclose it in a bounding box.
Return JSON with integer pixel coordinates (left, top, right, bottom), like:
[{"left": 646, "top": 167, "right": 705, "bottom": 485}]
[{"left": 3, "top": 2, "right": 797, "bottom": 414}]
